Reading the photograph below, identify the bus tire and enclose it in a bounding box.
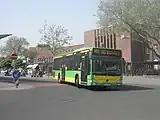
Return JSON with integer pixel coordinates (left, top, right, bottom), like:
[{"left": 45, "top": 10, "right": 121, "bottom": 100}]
[
  {"left": 75, "top": 74, "right": 81, "bottom": 88},
  {"left": 58, "top": 73, "right": 62, "bottom": 84}
]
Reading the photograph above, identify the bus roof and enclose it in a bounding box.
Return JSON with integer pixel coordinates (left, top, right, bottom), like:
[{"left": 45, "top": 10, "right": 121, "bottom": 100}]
[
  {"left": 73, "top": 47, "right": 121, "bottom": 52},
  {"left": 54, "top": 47, "right": 121, "bottom": 59}
]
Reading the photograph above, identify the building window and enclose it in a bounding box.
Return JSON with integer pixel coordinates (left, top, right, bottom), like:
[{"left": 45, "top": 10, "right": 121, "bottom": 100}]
[
  {"left": 94, "top": 30, "right": 96, "bottom": 36},
  {"left": 104, "top": 36, "right": 106, "bottom": 48},
  {"left": 107, "top": 33, "right": 109, "bottom": 48},
  {"left": 104, "top": 28, "right": 107, "bottom": 34},
  {"left": 146, "top": 54, "right": 150, "bottom": 60},
  {"left": 95, "top": 41, "right": 97, "bottom": 47},
  {"left": 95, "top": 36, "right": 97, "bottom": 47},
  {"left": 100, "top": 29, "right": 103, "bottom": 36},
  {"left": 96, "top": 29, "right": 99, "bottom": 35},
  {"left": 113, "top": 33, "right": 116, "bottom": 49},
  {"left": 110, "top": 34, "right": 113, "bottom": 48},
  {"left": 97, "top": 36, "right": 100, "bottom": 47},
  {"left": 101, "top": 36, "right": 103, "bottom": 43},
  {"left": 98, "top": 29, "right": 101, "bottom": 35},
  {"left": 103, "top": 28, "right": 105, "bottom": 36},
  {"left": 145, "top": 47, "right": 150, "bottom": 54}
]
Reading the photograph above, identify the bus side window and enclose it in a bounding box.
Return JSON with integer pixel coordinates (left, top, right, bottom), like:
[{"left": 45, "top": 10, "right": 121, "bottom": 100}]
[
  {"left": 88, "top": 59, "right": 90, "bottom": 73},
  {"left": 86, "top": 56, "right": 90, "bottom": 73},
  {"left": 72, "top": 53, "right": 81, "bottom": 70},
  {"left": 63, "top": 56, "right": 73, "bottom": 70}
]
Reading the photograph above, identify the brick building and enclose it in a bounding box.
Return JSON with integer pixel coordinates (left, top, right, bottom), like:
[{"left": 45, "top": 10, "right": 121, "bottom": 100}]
[
  {"left": 84, "top": 27, "right": 116, "bottom": 49},
  {"left": 84, "top": 28, "right": 159, "bottom": 65},
  {"left": 28, "top": 44, "right": 54, "bottom": 74},
  {"left": 29, "top": 44, "right": 84, "bottom": 64},
  {"left": 29, "top": 44, "right": 54, "bottom": 64},
  {"left": 28, "top": 44, "right": 84, "bottom": 73}
]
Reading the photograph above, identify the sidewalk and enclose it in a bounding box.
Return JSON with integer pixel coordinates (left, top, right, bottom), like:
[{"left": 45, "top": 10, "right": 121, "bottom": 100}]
[
  {"left": 0, "top": 82, "right": 13, "bottom": 88},
  {"left": 123, "top": 76, "right": 160, "bottom": 86},
  {"left": 0, "top": 75, "right": 55, "bottom": 83},
  {"left": 0, "top": 82, "right": 34, "bottom": 90},
  {"left": 25, "top": 75, "right": 53, "bottom": 81},
  {"left": 21, "top": 75, "right": 56, "bottom": 83}
]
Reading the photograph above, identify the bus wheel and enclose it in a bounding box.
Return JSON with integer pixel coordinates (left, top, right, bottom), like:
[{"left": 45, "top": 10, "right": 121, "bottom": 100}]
[{"left": 75, "top": 75, "right": 81, "bottom": 88}]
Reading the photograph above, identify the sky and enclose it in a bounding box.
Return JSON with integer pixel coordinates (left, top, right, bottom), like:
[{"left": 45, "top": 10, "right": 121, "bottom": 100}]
[{"left": 0, "top": 0, "right": 99, "bottom": 47}]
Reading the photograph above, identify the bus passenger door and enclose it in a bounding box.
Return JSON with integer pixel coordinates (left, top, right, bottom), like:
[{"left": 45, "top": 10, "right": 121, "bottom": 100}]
[
  {"left": 61, "top": 65, "right": 65, "bottom": 81},
  {"left": 81, "top": 56, "right": 88, "bottom": 83}
]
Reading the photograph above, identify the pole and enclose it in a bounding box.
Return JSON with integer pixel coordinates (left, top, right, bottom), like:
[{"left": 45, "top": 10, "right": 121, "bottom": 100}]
[{"left": 12, "top": 60, "right": 15, "bottom": 70}]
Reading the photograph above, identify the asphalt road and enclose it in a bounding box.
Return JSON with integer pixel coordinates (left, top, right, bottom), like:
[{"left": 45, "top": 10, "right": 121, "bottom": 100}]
[
  {"left": 0, "top": 75, "right": 54, "bottom": 83},
  {"left": 0, "top": 79, "right": 160, "bottom": 120}
]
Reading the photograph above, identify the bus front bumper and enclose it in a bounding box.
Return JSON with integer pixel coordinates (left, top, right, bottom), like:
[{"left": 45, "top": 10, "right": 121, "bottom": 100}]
[{"left": 90, "top": 81, "right": 123, "bottom": 87}]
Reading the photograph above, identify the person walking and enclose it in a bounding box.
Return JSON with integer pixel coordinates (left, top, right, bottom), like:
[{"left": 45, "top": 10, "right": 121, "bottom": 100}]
[{"left": 12, "top": 69, "right": 21, "bottom": 88}]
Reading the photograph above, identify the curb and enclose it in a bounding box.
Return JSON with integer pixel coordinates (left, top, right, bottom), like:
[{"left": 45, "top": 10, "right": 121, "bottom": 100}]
[
  {"left": 0, "top": 76, "right": 57, "bottom": 83},
  {"left": 0, "top": 83, "right": 35, "bottom": 91}
]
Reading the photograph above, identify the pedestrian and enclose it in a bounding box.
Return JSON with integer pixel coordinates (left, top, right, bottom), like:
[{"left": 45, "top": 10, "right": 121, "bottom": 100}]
[{"left": 12, "top": 69, "right": 21, "bottom": 88}]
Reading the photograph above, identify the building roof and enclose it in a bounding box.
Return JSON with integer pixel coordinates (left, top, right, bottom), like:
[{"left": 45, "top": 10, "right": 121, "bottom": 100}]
[
  {"left": 72, "top": 47, "right": 121, "bottom": 53},
  {"left": 55, "top": 47, "right": 122, "bottom": 59},
  {"left": 57, "top": 44, "right": 84, "bottom": 55},
  {"left": 36, "top": 49, "right": 53, "bottom": 58},
  {"left": 62, "top": 44, "right": 84, "bottom": 50},
  {"left": 29, "top": 43, "right": 84, "bottom": 59}
]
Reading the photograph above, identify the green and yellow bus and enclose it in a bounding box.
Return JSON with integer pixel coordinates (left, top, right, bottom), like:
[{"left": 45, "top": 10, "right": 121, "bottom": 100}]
[{"left": 52, "top": 47, "right": 124, "bottom": 88}]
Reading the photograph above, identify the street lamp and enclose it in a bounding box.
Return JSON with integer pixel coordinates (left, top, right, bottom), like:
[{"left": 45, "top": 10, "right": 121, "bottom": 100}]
[{"left": 0, "top": 34, "right": 12, "bottom": 39}]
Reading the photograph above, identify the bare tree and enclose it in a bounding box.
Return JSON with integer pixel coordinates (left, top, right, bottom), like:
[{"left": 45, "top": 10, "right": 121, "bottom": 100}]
[
  {"left": 0, "top": 36, "right": 29, "bottom": 56},
  {"left": 97, "top": 0, "right": 160, "bottom": 58},
  {"left": 39, "top": 21, "right": 72, "bottom": 56}
]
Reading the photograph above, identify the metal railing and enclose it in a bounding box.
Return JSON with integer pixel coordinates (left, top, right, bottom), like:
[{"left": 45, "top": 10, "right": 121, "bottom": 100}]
[{"left": 124, "top": 61, "right": 160, "bottom": 76}]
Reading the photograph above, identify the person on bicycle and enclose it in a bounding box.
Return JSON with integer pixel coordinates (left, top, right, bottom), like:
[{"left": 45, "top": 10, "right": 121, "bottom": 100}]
[{"left": 12, "top": 69, "right": 21, "bottom": 88}]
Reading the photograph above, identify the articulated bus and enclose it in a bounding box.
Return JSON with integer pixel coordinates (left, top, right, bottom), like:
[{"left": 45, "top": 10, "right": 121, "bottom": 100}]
[{"left": 52, "top": 47, "right": 124, "bottom": 88}]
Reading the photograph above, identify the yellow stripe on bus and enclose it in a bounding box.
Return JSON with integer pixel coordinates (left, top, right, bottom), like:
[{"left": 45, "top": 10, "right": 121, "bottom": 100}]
[
  {"left": 94, "top": 75, "right": 121, "bottom": 84},
  {"left": 52, "top": 76, "right": 81, "bottom": 84}
]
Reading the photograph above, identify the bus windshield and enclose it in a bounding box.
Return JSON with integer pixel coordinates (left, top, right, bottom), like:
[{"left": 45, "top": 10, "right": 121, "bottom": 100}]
[{"left": 92, "top": 59, "right": 121, "bottom": 75}]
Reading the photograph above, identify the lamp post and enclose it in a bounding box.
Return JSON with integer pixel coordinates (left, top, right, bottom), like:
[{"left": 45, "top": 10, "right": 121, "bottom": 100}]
[{"left": 0, "top": 34, "right": 12, "bottom": 39}]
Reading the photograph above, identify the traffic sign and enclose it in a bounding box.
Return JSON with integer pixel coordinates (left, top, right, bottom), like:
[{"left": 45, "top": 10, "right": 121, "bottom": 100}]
[{"left": 10, "top": 51, "right": 18, "bottom": 60}]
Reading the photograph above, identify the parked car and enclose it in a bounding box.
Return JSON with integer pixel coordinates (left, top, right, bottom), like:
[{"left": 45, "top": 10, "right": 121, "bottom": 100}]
[
  {"left": 1, "top": 70, "right": 7, "bottom": 74},
  {"left": 4, "top": 70, "right": 12, "bottom": 76}
]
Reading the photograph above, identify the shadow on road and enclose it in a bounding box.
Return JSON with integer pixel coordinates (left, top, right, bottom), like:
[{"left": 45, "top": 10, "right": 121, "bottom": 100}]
[
  {"left": 61, "top": 82, "right": 154, "bottom": 92},
  {"left": 87, "top": 85, "right": 154, "bottom": 92}
]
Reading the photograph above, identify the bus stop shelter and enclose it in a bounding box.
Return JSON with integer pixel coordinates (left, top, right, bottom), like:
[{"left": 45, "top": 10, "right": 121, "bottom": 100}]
[{"left": 0, "top": 34, "right": 12, "bottom": 39}]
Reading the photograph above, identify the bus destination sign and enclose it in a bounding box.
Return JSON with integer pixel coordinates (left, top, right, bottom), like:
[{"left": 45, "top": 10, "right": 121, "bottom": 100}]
[{"left": 93, "top": 49, "right": 121, "bottom": 57}]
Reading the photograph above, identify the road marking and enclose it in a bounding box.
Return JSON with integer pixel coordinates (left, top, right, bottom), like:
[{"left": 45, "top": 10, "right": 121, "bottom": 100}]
[
  {"left": 0, "top": 84, "right": 35, "bottom": 91},
  {"left": 33, "top": 83, "right": 64, "bottom": 87}
]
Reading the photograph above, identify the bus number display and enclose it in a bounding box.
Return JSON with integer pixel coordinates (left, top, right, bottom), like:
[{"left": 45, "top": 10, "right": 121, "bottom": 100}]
[{"left": 93, "top": 49, "right": 121, "bottom": 57}]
